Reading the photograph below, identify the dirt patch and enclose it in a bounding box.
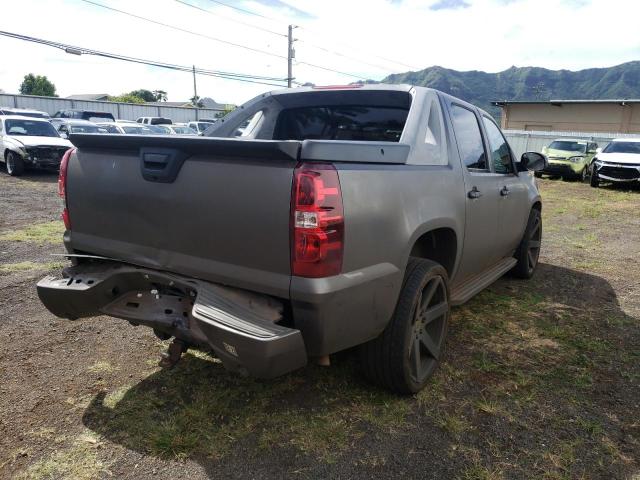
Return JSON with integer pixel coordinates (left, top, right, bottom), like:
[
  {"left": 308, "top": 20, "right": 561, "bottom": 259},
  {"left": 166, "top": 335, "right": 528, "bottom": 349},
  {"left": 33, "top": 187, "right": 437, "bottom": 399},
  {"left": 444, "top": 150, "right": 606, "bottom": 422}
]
[{"left": 1, "top": 171, "right": 639, "bottom": 479}]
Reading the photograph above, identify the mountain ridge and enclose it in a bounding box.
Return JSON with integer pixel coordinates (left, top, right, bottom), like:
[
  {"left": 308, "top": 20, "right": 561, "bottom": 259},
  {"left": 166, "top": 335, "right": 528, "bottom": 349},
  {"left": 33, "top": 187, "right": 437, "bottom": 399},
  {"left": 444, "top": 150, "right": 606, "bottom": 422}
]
[{"left": 380, "top": 61, "right": 640, "bottom": 117}]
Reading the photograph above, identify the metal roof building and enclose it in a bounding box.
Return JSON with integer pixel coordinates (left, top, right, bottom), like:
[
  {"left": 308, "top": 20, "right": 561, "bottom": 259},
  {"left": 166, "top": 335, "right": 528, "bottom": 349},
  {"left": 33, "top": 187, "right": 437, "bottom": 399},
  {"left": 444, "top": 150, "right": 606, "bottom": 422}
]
[{"left": 493, "top": 99, "right": 640, "bottom": 134}]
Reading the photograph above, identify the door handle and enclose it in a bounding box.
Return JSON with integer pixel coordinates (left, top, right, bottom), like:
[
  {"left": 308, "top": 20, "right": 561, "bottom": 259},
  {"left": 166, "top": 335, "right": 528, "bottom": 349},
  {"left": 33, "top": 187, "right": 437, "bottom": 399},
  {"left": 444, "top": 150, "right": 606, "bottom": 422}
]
[
  {"left": 467, "top": 186, "right": 482, "bottom": 199},
  {"left": 500, "top": 186, "right": 510, "bottom": 196}
]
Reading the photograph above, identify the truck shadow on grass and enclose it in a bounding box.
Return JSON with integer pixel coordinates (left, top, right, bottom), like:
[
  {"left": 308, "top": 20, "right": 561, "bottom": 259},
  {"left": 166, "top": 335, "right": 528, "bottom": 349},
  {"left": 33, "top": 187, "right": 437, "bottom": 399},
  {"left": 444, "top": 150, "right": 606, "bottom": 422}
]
[{"left": 81, "top": 263, "right": 640, "bottom": 478}]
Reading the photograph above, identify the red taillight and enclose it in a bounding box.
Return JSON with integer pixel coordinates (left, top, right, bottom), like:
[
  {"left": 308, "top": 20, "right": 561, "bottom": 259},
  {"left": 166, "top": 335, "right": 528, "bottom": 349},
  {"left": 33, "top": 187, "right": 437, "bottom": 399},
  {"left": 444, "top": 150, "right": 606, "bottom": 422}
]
[
  {"left": 59, "top": 148, "right": 75, "bottom": 230},
  {"left": 291, "top": 163, "right": 344, "bottom": 278}
]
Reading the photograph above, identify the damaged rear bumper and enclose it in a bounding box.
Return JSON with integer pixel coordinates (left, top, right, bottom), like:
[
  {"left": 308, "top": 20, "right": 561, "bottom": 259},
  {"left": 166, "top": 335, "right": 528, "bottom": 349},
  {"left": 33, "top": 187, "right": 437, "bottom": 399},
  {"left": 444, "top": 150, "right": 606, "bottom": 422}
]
[{"left": 37, "top": 263, "right": 307, "bottom": 378}]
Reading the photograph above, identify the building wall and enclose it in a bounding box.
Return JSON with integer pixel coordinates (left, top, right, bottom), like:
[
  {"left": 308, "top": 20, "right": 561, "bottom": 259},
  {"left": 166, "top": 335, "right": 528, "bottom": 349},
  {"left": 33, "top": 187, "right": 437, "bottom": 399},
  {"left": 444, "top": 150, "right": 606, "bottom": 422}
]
[
  {"left": 0, "top": 93, "right": 223, "bottom": 122},
  {"left": 501, "top": 103, "right": 640, "bottom": 134}
]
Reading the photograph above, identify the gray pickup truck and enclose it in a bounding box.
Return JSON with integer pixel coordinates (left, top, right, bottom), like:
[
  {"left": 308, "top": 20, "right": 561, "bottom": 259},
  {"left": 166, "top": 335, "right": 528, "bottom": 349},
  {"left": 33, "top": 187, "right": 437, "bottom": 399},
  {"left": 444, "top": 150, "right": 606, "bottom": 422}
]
[{"left": 37, "top": 85, "right": 546, "bottom": 393}]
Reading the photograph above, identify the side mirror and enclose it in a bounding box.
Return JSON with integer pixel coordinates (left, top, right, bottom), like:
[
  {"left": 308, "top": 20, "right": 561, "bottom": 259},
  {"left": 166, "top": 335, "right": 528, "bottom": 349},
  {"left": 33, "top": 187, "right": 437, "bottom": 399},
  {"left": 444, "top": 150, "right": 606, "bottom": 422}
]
[
  {"left": 59, "top": 132, "right": 68, "bottom": 139},
  {"left": 595, "top": 147, "right": 602, "bottom": 154},
  {"left": 519, "top": 151, "right": 547, "bottom": 172}
]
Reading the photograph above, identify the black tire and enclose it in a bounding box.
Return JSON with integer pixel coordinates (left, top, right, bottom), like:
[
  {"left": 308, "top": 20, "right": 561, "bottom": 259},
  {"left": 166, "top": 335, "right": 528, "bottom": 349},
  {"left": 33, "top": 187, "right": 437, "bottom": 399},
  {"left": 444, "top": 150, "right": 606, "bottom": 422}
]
[
  {"left": 534, "top": 172, "right": 543, "bottom": 178},
  {"left": 5, "top": 151, "right": 24, "bottom": 176},
  {"left": 512, "top": 208, "right": 542, "bottom": 279},
  {"left": 590, "top": 167, "right": 600, "bottom": 188},
  {"left": 360, "top": 258, "right": 450, "bottom": 394},
  {"left": 579, "top": 167, "right": 587, "bottom": 182}
]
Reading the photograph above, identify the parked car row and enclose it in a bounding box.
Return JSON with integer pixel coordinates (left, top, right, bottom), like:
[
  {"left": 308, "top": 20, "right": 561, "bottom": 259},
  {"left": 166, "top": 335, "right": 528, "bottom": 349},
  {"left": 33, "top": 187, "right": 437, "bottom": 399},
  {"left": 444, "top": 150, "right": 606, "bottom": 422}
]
[
  {"left": 536, "top": 137, "right": 640, "bottom": 187},
  {"left": 0, "top": 108, "right": 203, "bottom": 176}
]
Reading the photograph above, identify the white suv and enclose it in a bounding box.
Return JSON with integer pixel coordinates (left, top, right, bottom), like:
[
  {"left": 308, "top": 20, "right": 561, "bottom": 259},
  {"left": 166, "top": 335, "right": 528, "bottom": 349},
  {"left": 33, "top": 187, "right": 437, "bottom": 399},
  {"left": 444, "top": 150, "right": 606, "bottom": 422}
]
[{"left": 591, "top": 138, "right": 640, "bottom": 187}]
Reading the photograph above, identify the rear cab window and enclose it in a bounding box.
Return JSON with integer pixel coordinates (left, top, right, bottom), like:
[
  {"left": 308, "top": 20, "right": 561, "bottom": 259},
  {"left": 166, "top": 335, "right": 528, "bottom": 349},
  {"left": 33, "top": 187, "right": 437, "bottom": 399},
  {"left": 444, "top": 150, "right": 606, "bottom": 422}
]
[{"left": 273, "top": 105, "right": 408, "bottom": 142}]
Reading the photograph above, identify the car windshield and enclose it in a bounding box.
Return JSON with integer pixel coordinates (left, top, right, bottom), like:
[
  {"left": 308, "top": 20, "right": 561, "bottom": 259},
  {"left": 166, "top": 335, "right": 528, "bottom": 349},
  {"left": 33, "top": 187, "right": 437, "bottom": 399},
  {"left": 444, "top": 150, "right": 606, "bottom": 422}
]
[
  {"left": 85, "top": 113, "right": 114, "bottom": 122},
  {"left": 274, "top": 105, "right": 409, "bottom": 142},
  {"left": 174, "top": 126, "right": 197, "bottom": 134},
  {"left": 155, "top": 125, "right": 172, "bottom": 134},
  {"left": 603, "top": 141, "right": 640, "bottom": 154},
  {"left": 5, "top": 119, "right": 59, "bottom": 137},
  {"left": 70, "top": 124, "right": 100, "bottom": 133},
  {"left": 7, "top": 111, "right": 49, "bottom": 119},
  {"left": 122, "top": 125, "right": 159, "bottom": 135},
  {"left": 197, "top": 123, "right": 213, "bottom": 132},
  {"left": 548, "top": 141, "right": 586, "bottom": 153}
]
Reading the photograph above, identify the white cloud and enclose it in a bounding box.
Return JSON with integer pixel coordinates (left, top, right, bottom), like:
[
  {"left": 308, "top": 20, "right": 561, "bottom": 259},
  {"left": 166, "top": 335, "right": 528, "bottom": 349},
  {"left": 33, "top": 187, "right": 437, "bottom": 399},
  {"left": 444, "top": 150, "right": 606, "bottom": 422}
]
[{"left": 0, "top": 0, "right": 638, "bottom": 105}]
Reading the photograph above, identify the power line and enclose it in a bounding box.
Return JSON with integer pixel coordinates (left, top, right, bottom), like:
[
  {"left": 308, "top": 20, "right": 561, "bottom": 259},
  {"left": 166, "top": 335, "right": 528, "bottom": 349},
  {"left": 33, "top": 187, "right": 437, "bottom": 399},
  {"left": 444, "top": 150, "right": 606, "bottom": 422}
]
[
  {"left": 203, "top": 0, "right": 280, "bottom": 22},
  {"left": 198, "top": 0, "right": 421, "bottom": 71},
  {"left": 296, "top": 26, "right": 421, "bottom": 71},
  {"left": 176, "top": 0, "right": 403, "bottom": 74},
  {"left": 78, "top": 0, "right": 287, "bottom": 60},
  {"left": 295, "top": 61, "right": 368, "bottom": 81},
  {"left": 173, "top": 0, "right": 286, "bottom": 38},
  {"left": 0, "top": 30, "right": 289, "bottom": 87},
  {"left": 79, "top": 0, "right": 371, "bottom": 82},
  {"left": 297, "top": 39, "right": 402, "bottom": 74}
]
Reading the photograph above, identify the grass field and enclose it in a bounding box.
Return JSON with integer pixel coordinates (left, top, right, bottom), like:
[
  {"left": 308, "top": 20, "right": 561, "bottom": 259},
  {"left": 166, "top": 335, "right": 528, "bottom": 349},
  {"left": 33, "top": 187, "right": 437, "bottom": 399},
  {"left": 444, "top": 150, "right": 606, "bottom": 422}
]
[{"left": 1, "top": 173, "right": 638, "bottom": 480}]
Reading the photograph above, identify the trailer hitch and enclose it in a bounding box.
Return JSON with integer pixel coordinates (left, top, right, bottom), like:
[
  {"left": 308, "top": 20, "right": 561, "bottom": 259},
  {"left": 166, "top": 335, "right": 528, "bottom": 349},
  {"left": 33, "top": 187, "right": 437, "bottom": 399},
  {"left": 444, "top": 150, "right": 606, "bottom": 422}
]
[{"left": 158, "top": 338, "right": 188, "bottom": 368}]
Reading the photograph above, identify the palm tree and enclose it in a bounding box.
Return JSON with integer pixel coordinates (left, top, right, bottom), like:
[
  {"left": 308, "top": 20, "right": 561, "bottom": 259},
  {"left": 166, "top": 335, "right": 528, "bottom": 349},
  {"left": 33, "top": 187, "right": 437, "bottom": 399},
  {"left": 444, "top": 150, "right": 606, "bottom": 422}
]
[{"left": 152, "top": 90, "right": 168, "bottom": 102}]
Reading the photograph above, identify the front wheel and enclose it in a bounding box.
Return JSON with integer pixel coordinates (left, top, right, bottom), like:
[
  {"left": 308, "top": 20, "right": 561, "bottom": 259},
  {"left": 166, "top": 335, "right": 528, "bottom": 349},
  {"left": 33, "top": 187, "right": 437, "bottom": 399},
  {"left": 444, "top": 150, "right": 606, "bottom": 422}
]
[
  {"left": 5, "top": 151, "right": 25, "bottom": 176},
  {"left": 590, "top": 167, "right": 600, "bottom": 188},
  {"left": 579, "top": 167, "right": 587, "bottom": 182},
  {"left": 512, "top": 208, "right": 542, "bottom": 279},
  {"left": 360, "top": 258, "right": 450, "bottom": 394}
]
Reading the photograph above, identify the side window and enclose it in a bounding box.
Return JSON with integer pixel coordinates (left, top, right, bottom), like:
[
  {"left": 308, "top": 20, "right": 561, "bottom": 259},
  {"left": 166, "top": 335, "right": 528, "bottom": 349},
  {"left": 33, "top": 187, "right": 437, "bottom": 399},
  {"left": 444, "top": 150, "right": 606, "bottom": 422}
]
[
  {"left": 482, "top": 116, "right": 513, "bottom": 174},
  {"left": 450, "top": 105, "right": 487, "bottom": 170}
]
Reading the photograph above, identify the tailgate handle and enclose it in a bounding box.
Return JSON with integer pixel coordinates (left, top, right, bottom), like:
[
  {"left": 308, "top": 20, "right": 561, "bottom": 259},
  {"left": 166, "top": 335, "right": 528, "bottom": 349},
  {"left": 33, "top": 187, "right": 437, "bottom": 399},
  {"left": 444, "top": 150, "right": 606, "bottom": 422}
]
[{"left": 140, "top": 148, "right": 189, "bottom": 183}]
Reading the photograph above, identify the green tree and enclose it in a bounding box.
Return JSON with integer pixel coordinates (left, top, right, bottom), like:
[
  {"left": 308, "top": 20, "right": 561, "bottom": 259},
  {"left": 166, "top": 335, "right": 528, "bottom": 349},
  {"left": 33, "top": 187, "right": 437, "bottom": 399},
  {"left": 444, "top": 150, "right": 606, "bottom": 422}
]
[
  {"left": 190, "top": 95, "right": 204, "bottom": 108},
  {"left": 215, "top": 105, "right": 236, "bottom": 118},
  {"left": 128, "top": 89, "right": 157, "bottom": 102},
  {"left": 107, "top": 94, "right": 145, "bottom": 104},
  {"left": 19, "top": 74, "right": 57, "bottom": 97},
  {"left": 152, "top": 90, "right": 168, "bottom": 102}
]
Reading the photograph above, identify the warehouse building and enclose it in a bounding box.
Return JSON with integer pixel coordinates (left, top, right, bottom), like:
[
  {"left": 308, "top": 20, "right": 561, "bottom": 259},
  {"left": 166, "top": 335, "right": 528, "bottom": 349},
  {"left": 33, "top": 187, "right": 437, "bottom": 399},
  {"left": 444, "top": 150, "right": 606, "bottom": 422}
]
[{"left": 492, "top": 99, "right": 640, "bottom": 134}]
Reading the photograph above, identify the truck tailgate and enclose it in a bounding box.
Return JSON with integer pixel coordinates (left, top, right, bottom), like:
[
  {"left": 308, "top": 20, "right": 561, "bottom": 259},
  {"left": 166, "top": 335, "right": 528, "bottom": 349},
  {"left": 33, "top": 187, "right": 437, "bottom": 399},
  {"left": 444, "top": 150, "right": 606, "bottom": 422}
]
[{"left": 66, "top": 135, "right": 300, "bottom": 298}]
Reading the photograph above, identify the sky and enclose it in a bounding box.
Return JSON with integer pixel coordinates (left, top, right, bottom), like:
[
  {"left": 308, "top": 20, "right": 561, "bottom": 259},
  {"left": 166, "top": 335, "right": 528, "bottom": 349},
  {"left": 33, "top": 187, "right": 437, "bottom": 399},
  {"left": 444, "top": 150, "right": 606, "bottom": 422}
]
[{"left": 0, "top": 0, "right": 639, "bottom": 105}]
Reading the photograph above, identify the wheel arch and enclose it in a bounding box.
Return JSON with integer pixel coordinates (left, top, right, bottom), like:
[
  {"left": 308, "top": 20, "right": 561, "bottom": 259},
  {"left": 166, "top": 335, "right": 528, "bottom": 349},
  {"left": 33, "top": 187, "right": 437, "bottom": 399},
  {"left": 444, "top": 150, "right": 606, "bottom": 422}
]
[
  {"left": 4, "top": 147, "right": 21, "bottom": 159},
  {"left": 406, "top": 225, "right": 458, "bottom": 279}
]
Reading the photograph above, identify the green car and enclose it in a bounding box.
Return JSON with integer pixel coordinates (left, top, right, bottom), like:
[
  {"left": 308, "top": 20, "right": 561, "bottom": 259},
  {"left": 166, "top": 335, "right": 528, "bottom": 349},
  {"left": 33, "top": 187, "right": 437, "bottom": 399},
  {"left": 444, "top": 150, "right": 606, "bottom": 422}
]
[{"left": 538, "top": 139, "right": 598, "bottom": 181}]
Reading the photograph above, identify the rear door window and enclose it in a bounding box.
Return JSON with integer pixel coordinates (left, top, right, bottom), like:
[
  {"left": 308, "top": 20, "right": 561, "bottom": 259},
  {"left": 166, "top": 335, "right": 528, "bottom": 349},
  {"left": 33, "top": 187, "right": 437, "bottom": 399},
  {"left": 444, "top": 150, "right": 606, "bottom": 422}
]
[
  {"left": 450, "top": 105, "right": 487, "bottom": 170},
  {"left": 273, "top": 105, "right": 409, "bottom": 142}
]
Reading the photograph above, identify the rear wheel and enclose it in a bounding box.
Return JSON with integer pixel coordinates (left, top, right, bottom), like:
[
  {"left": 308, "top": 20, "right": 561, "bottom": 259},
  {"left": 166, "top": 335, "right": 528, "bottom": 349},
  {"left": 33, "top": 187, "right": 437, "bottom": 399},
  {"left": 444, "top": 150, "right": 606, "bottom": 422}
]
[
  {"left": 360, "top": 258, "right": 449, "bottom": 394},
  {"left": 5, "top": 151, "right": 24, "bottom": 176},
  {"left": 534, "top": 172, "right": 543, "bottom": 178},
  {"left": 512, "top": 208, "right": 542, "bottom": 279}
]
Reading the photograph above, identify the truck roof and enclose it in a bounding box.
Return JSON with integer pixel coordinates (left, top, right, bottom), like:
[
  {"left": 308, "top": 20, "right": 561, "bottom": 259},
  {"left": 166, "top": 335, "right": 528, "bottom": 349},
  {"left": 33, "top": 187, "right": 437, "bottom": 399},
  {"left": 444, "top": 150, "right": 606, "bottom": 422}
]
[{"left": 269, "top": 83, "right": 414, "bottom": 97}]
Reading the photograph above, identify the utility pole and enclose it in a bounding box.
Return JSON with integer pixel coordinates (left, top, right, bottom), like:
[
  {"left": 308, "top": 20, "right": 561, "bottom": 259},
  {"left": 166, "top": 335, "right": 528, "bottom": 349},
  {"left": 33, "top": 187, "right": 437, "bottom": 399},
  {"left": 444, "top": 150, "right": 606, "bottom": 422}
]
[
  {"left": 192, "top": 65, "right": 199, "bottom": 119},
  {"left": 287, "top": 25, "right": 296, "bottom": 88}
]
